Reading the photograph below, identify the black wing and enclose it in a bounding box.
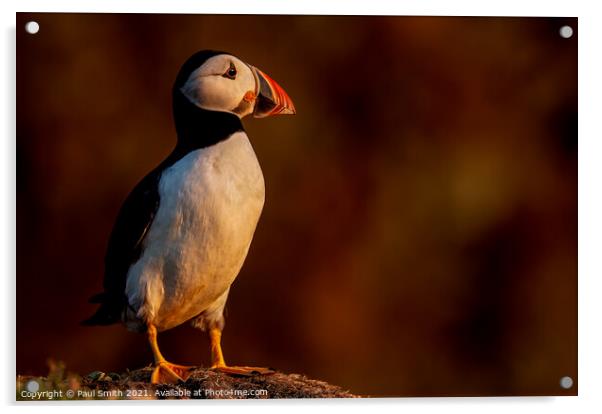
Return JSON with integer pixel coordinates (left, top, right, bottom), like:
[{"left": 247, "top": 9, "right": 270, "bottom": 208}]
[{"left": 82, "top": 170, "right": 162, "bottom": 325}]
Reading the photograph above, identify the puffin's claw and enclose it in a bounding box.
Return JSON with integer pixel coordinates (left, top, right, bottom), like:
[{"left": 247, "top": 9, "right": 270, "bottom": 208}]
[{"left": 212, "top": 365, "right": 275, "bottom": 377}]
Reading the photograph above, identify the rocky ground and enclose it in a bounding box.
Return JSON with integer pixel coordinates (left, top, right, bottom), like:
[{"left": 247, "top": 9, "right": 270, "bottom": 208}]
[{"left": 17, "top": 361, "right": 358, "bottom": 400}]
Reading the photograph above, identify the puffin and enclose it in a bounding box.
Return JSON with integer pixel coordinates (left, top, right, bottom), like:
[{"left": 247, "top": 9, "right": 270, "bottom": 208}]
[{"left": 84, "top": 50, "right": 295, "bottom": 384}]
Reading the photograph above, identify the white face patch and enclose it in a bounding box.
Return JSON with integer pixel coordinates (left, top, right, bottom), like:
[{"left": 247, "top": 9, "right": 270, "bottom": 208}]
[{"left": 180, "top": 54, "right": 257, "bottom": 117}]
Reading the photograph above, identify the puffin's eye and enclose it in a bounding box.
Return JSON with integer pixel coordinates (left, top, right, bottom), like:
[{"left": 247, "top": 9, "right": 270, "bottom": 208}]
[{"left": 223, "top": 63, "right": 237, "bottom": 80}]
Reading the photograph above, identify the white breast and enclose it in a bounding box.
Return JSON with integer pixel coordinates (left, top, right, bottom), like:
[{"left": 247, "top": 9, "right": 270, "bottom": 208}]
[{"left": 125, "top": 131, "right": 265, "bottom": 331}]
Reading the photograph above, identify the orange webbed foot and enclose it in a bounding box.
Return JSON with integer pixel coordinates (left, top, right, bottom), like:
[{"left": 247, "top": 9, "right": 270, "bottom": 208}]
[{"left": 150, "top": 361, "right": 195, "bottom": 384}]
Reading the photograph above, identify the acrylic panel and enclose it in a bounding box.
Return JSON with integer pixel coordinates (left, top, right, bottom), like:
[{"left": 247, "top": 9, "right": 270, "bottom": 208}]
[{"left": 16, "top": 13, "right": 577, "bottom": 399}]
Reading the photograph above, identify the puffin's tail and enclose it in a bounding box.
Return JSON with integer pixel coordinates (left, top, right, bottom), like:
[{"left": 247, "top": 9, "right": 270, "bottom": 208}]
[{"left": 81, "top": 292, "right": 123, "bottom": 326}]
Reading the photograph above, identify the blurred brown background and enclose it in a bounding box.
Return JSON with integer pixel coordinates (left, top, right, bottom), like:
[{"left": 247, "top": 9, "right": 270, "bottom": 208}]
[{"left": 16, "top": 14, "right": 577, "bottom": 396}]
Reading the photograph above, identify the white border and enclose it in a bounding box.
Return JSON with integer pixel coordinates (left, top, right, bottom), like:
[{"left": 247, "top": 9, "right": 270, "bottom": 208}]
[
  {"left": 7, "top": 0, "right": 585, "bottom": 17},
  {"left": 3, "top": 1, "right": 601, "bottom": 414}
]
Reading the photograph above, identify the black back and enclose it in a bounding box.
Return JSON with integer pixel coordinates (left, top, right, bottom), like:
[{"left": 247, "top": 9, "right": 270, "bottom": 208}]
[{"left": 83, "top": 50, "right": 244, "bottom": 325}]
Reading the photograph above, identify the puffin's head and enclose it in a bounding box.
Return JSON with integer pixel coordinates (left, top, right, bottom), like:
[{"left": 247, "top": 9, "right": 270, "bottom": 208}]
[{"left": 174, "top": 50, "right": 296, "bottom": 119}]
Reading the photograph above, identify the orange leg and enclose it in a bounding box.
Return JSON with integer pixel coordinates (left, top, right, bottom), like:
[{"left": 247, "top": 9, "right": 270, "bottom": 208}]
[
  {"left": 147, "top": 324, "right": 194, "bottom": 384},
  {"left": 209, "top": 327, "right": 226, "bottom": 368},
  {"left": 209, "top": 327, "right": 274, "bottom": 376}
]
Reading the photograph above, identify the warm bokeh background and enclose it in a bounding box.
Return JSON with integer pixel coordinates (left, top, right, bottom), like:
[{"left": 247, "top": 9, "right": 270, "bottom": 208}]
[{"left": 17, "top": 14, "right": 577, "bottom": 397}]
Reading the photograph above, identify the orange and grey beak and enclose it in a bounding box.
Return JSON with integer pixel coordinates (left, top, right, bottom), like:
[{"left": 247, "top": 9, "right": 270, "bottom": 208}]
[{"left": 250, "top": 66, "right": 296, "bottom": 118}]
